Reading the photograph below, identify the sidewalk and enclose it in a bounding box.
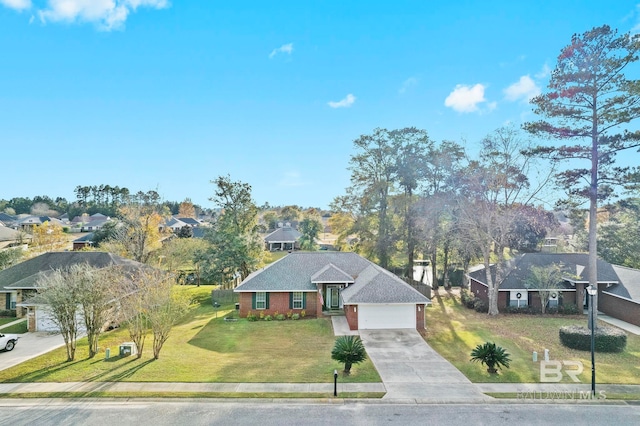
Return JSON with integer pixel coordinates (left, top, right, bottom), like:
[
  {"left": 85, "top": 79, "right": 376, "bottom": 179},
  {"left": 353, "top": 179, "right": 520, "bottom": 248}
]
[
  {"left": 0, "top": 318, "right": 25, "bottom": 331},
  {"left": 0, "top": 381, "right": 385, "bottom": 395},
  {"left": 0, "top": 381, "right": 637, "bottom": 401},
  {"left": 598, "top": 313, "right": 640, "bottom": 335}
]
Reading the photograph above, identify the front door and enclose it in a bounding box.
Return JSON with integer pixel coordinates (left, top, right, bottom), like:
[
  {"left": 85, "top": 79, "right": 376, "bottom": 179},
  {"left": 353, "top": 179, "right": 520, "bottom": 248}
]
[{"left": 330, "top": 287, "right": 340, "bottom": 309}]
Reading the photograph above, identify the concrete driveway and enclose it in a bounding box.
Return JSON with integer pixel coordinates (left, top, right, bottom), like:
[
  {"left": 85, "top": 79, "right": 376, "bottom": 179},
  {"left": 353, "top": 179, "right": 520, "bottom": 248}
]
[
  {"left": 0, "top": 332, "right": 66, "bottom": 372},
  {"left": 359, "top": 329, "right": 490, "bottom": 402}
]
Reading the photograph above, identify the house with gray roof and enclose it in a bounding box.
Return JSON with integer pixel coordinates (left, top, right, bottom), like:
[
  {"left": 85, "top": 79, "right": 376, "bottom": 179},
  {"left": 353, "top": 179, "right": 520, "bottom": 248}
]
[
  {"left": 234, "top": 252, "right": 430, "bottom": 330},
  {"left": 16, "top": 215, "right": 65, "bottom": 230},
  {"left": 0, "top": 251, "right": 146, "bottom": 331},
  {"left": 468, "top": 253, "right": 640, "bottom": 326},
  {"left": 264, "top": 226, "right": 302, "bottom": 251}
]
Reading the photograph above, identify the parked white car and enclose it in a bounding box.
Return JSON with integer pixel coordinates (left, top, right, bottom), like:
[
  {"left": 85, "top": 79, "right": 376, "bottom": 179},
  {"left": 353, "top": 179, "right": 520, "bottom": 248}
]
[{"left": 0, "top": 333, "right": 18, "bottom": 352}]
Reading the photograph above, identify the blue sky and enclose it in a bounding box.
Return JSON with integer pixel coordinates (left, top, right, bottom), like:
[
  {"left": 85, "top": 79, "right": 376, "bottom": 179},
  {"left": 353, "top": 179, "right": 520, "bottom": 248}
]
[{"left": 2, "top": 1, "right": 640, "bottom": 210}]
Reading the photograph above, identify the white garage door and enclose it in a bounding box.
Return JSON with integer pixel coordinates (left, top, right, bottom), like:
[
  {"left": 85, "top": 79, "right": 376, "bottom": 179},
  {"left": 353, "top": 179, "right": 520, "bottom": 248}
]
[
  {"left": 358, "top": 304, "right": 415, "bottom": 329},
  {"left": 36, "top": 308, "right": 59, "bottom": 332}
]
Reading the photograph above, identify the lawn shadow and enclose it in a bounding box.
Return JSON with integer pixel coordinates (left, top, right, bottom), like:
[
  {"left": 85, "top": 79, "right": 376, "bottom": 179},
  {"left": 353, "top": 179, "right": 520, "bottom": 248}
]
[
  {"left": 85, "top": 358, "right": 154, "bottom": 382},
  {"left": 187, "top": 315, "right": 241, "bottom": 353},
  {"left": 427, "top": 289, "right": 477, "bottom": 352},
  {"left": 2, "top": 358, "right": 84, "bottom": 383}
]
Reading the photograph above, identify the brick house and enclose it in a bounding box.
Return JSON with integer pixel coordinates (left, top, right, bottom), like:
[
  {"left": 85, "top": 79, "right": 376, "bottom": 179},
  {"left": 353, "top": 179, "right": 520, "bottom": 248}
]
[
  {"left": 0, "top": 251, "right": 148, "bottom": 332},
  {"left": 467, "top": 253, "right": 640, "bottom": 326},
  {"left": 234, "top": 252, "right": 430, "bottom": 330}
]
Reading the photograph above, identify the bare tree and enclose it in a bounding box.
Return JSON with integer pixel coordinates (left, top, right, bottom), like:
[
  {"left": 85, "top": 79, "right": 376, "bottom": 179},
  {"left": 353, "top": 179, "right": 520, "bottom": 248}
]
[
  {"left": 77, "top": 266, "right": 116, "bottom": 358},
  {"left": 457, "top": 126, "right": 553, "bottom": 315},
  {"left": 36, "top": 267, "right": 82, "bottom": 362},
  {"left": 524, "top": 263, "right": 566, "bottom": 314},
  {"left": 117, "top": 267, "right": 190, "bottom": 360}
]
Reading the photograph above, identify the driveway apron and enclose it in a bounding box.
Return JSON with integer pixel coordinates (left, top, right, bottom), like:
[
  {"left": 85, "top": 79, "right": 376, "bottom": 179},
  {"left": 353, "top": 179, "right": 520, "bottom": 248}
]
[
  {"left": 0, "top": 332, "right": 66, "bottom": 372},
  {"left": 359, "top": 329, "right": 490, "bottom": 402}
]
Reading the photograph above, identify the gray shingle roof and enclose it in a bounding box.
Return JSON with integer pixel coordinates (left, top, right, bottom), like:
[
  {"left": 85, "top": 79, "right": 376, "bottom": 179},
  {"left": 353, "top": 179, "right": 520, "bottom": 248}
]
[
  {"left": 0, "top": 251, "right": 144, "bottom": 290},
  {"left": 264, "top": 227, "right": 302, "bottom": 243},
  {"left": 468, "top": 253, "right": 620, "bottom": 290},
  {"left": 235, "top": 252, "right": 430, "bottom": 305},
  {"left": 609, "top": 265, "right": 640, "bottom": 301},
  {"left": 0, "top": 226, "right": 21, "bottom": 242},
  {"left": 341, "top": 265, "right": 430, "bottom": 304},
  {"left": 310, "top": 263, "right": 354, "bottom": 283}
]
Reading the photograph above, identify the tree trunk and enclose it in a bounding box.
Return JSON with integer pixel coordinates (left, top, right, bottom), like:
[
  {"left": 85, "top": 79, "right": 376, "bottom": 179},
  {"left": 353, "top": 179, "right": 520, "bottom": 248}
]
[
  {"left": 443, "top": 242, "right": 450, "bottom": 289},
  {"left": 588, "top": 105, "right": 599, "bottom": 325},
  {"left": 344, "top": 361, "right": 352, "bottom": 375},
  {"left": 430, "top": 251, "right": 438, "bottom": 289}
]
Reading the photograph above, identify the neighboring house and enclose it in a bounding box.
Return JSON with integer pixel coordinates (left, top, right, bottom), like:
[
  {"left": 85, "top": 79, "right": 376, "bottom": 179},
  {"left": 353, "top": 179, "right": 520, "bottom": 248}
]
[
  {"left": 264, "top": 225, "right": 302, "bottom": 251},
  {"left": 0, "top": 226, "right": 24, "bottom": 249},
  {"left": 16, "top": 216, "right": 65, "bottom": 230},
  {"left": 234, "top": 252, "right": 430, "bottom": 330},
  {"left": 0, "top": 213, "right": 17, "bottom": 228},
  {"left": 468, "top": 253, "right": 640, "bottom": 326},
  {"left": 0, "top": 251, "right": 146, "bottom": 332},
  {"left": 72, "top": 233, "right": 95, "bottom": 250},
  {"left": 163, "top": 217, "right": 203, "bottom": 232},
  {"left": 80, "top": 218, "right": 110, "bottom": 232}
]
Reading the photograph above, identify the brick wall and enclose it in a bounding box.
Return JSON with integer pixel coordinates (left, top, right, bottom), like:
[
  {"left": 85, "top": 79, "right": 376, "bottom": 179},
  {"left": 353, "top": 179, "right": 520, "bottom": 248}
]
[
  {"left": 344, "top": 305, "right": 358, "bottom": 330},
  {"left": 239, "top": 291, "right": 317, "bottom": 318},
  {"left": 599, "top": 292, "right": 640, "bottom": 327},
  {"left": 416, "top": 304, "right": 425, "bottom": 330},
  {"left": 471, "top": 279, "right": 488, "bottom": 303}
]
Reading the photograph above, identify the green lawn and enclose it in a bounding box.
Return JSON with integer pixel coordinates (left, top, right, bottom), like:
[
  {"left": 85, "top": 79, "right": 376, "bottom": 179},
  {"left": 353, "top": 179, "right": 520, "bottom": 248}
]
[
  {"left": 0, "top": 317, "right": 17, "bottom": 327},
  {"left": 0, "top": 319, "right": 27, "bottom": 334},
  {"left": 424, "top": 289, "right": 640, "bottom": 384},
  {"left": 0, "top": 286, "right": 380, "bottom": 384}
]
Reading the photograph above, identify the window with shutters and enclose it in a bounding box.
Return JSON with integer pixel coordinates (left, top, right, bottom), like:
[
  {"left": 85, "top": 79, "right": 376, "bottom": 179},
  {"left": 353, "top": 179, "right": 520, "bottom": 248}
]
[{"left": 256, "top": 292, "right": 266, "bottom": 310}]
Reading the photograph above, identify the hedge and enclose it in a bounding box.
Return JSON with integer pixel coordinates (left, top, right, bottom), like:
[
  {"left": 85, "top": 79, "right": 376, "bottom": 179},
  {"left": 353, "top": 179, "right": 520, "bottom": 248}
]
[{"left": 559, "top": 325, "right": 627, "bottom": 353}]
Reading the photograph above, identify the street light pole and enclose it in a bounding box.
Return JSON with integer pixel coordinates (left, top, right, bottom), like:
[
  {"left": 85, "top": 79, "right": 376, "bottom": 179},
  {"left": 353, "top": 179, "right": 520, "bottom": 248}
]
[{"left": 587, "top": 285, "right": 596, "bottom": 397}]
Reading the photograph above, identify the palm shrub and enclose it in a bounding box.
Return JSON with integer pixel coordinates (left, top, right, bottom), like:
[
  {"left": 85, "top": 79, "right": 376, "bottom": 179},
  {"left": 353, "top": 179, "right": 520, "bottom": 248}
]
[
  {"left": 470, "top": 342, "right": 511, "bottom": 374},
  {"left": 331, "top": 335, "right": 367, "bottom": 375}
]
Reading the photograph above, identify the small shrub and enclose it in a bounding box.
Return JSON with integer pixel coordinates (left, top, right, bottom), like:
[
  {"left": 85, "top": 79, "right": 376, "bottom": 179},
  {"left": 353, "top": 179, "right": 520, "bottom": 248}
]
[
  {"left": 460, "top": 288, "right": 475, "bottom": 308},
  {"left": 275, "top": 313, "right": 286, "bottom": 321},
  {"left": 559, "top": 325, "right": 627, "bottom": 353},
  {"left": 300, "top": 310, "right": 306, "bottom": 318},
  {"left": 287, "top": 311, "right": 293, "bottom": 319},
  {"left": 259, "top": 311, "right": 265, "bottom": 320},
  {"left": 473, "top": 298, "right": 488, "bottom": 313},
  {"left": 331, "top": 335, "right": 367, "bottom": 375},
  {"left": 264, "top": 315, "right": 273, "bottom": 321},
  {"left": 559, "top": 303, "right": 580, "bottom": 315},
  {"left": 291, "top": 313, "right": 300, "bottom": 320},
  {"left": 470, "top": 341, "right": 511, "bottom": 374},
  {"left": 246, "top": 312, "right": 258, "bottom": 322}
]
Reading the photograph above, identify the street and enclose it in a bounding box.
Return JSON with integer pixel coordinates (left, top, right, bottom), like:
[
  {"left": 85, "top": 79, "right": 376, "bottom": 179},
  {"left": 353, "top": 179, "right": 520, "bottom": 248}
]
[{"left": 0, "top": 399, "right": 638, "bottom": 425}]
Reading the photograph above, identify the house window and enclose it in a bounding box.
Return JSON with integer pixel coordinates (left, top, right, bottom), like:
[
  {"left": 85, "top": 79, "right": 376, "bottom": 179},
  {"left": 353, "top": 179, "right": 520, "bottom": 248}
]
[
  {"left": 256, "top": 292, "right": 266, "bottom": 310},
  {"left": 293, "top": 292, "right": 303, "bottom": 309}
]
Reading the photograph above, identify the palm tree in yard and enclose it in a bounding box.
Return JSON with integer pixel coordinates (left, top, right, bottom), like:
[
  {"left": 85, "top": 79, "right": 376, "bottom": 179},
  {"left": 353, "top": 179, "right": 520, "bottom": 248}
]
[
  {"left": 470, "top": 342, "right": 511, "bottom": 374},
  {"left": 331, "top": 335, "right": 367, "bottom": 375}
]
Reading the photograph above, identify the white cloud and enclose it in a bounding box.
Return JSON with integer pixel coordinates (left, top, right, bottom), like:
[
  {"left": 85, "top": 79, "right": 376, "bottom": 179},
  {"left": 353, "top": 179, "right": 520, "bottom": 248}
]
[
  {"left": 0, "top": 0, "right": 31, "bottom": 10},
  {"left": 269, "top": 43, "right": 293, "bottom": 59},
  {"left": 504, "top": 75, "right": 540, "bottom": 102},
  {"left": 535, "top": 63, "right": 551, "bottom": 79},
  {"left": 399, "top": 77, "right": 418, "bottom": 94},
  {"left": 328, "top": 93, "right": 356, "bottom": 109},
  {"left": 278, "top": 171, "right": 305, "bottom": 187},
  {"left": 38, "top": 0, "right": 169, "bottom": 31},
  {"left": 444, "top": 84, "right": 488, "bottom": 113}
]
